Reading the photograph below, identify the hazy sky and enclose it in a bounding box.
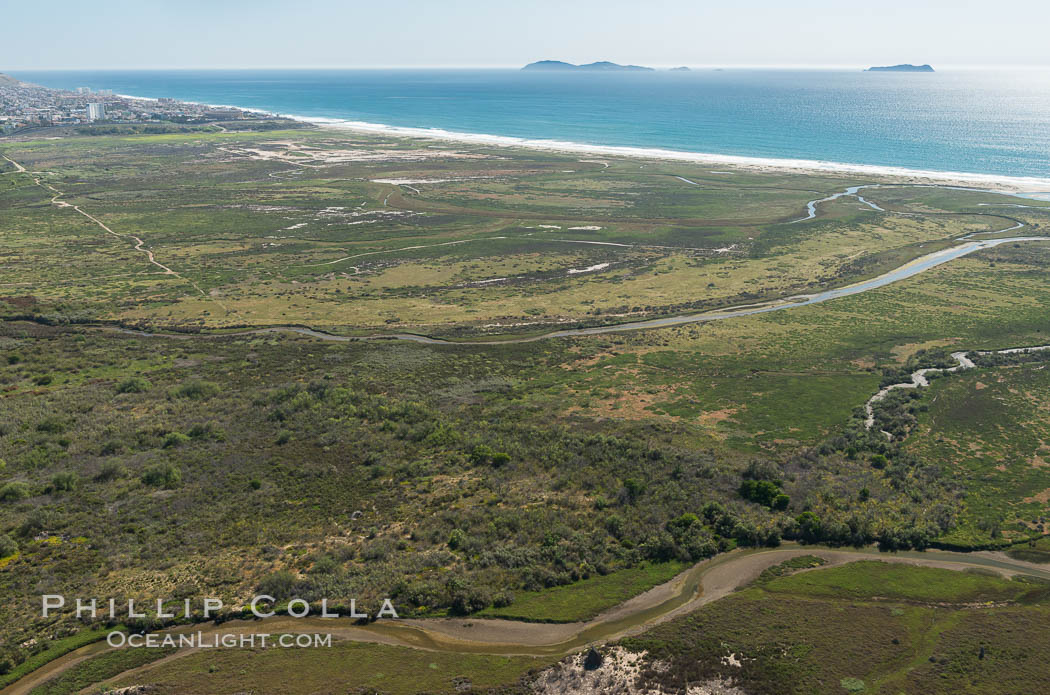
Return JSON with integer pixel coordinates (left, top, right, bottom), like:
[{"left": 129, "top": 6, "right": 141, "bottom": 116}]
[{"left": 4, "top": 0, "right": 1049, "bottom": 70}]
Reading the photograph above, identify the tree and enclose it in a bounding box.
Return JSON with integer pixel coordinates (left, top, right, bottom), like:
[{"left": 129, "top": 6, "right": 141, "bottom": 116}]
[
  {"left": 739, "top": 479, "right": 782, "bottom": 507},
  {"left": 623, "top": 477, "right": 646, "bottom": 502}
]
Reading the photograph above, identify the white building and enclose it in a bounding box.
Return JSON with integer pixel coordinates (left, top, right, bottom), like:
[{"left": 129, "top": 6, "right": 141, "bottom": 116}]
[{"left": 86, "top": 103, "right": 106, "bottom": 121}]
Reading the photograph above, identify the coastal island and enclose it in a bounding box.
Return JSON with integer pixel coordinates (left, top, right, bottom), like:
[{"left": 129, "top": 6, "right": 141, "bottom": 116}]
[
  {"left": 522, "top": 60, "right": 654, "bottom": 71},
  {"left": 866, "top": 63, "right": 935, "bottom": 72}
]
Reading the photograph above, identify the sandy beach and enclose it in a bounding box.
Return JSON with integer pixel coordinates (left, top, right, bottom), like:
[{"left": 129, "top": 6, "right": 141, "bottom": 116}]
[{"left": 298, "top": 116, "right": 1050, "bottom": 194}]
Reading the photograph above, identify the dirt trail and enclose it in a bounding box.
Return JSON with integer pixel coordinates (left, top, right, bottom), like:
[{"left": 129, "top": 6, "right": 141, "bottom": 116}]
[
  {"left": 1, "top": 154, "right": 226, "bottom": 313},
  {"left": 2, "top": 154, "right": 27, "bottom": 173},
  {"left": 5, "top": 544, "right": 1049, "bottom": 695}
]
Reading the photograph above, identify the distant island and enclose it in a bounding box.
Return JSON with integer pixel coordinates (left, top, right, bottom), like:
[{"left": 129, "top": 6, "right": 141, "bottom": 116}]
[
  {"left": 865, "top": 64, "right": 934, "bottom": 72},
  {"left": 522, "top": 60, "right": 654, "bottom": 72},
  {"left": 669, "top": 66, "right": 691, "bottom": 72}
]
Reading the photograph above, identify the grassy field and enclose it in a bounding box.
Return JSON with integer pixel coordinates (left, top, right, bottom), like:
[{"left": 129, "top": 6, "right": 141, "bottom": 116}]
[
  {"left": 108, "top": 641, "right": 549, "bottom": 695},
  {"left": 2, "top": 129, "right": 1044, "bottom": 335},
  {"left": 903, "top": 342, "right": 1050, "bottom": 547},
  {"left": 624, "top": 560, "right": 1050, "bottom": 695},
  {"left": 476, "top": 560, "right": 688, "bottom": 622}
]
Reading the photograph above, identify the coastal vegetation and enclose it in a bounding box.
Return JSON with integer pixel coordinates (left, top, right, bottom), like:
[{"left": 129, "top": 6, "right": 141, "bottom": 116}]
[
  {"left": 623, "top": 561, "right": 1050, "bottom": 695},
  {"left": 2, "top": 125, "right": 1050, "bottom": 692}
]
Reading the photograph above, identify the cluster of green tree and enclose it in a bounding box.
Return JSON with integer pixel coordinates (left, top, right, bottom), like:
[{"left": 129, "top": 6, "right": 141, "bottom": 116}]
[
  {"left": 973, "top": 347, "right": 1050, "bottom": 368},
  {"left": 877, "top": 348, "right": 958, "bottom": 388},
  {"left": 739, "top": 479, "right": 789, "bottom": 510},
  {"left": 73, "top": 124, "right": 218, "bottom": 136}
]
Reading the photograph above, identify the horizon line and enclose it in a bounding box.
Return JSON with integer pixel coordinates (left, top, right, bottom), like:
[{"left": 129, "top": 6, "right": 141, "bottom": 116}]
[{"left": 7, "top": 63, "right": 1050, "bottom": 72}]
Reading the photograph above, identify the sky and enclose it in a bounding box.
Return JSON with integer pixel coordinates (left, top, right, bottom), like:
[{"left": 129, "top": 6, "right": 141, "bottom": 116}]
[{"left": 3, "top": 0, "right": 1049, "bottom": 70}]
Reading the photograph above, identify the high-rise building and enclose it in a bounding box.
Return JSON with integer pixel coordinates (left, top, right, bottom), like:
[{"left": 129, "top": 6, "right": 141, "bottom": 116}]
[{"left": 86, "top": 103, "right": 106, "bottom": 121}]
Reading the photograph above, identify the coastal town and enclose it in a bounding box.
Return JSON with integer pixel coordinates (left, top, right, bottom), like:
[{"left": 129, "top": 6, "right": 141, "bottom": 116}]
[{"left": 0, "top": 72, "right": 266, "bottom": 133}]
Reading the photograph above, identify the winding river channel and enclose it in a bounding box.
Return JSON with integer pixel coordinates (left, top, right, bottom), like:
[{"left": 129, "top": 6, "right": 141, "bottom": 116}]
[
  {"left": 5, "top": 544, "right": 1050, "bottom": 694},
  {"left": 113, "top": 232, "right": 1049, "bottom": 347},
  {"left": 865, "top": 345, "right": 1050, "bottom": 431}
]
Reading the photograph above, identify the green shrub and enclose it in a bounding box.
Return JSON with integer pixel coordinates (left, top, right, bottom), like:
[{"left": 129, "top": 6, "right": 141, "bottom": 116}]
[
  {"left": 116, "top": 377, "right": 151, "bottom": 394},
  {"left": 170, "top": 380, "right": 220, "bottom": 400},
  {"left": 469, "top": 444, "right": 494, "bottom": 465},
  {"left": 448, "top": 529, "right": 466, "bottom": 550},
  {"left": 257, "top": 570, "right": 296, "bottom": 600},
  {"left": 50, "top": 471, "right": 79, "bottom": 493},
  {"left": 141, "top": 463, "right": 181, "bottom": 488},
  {"left": 99, "top": 439, "right": 123, "bottom": 456},
  {"left": 162, "top": 432, "right": 191, "bottom": 448},
  {"left": 309, "top": 555, "right": 338, "bottom": 575},
  {"left": 0, "top": 482, "right": 30, "bottom": 502},
  {"left": 449, "top": 584, "right": 491, "bottom": 615},
  {"left": 95, "top": 461, "right": 125, "bottom": 482},
  {"left": 0, "top": 533, "right": 17, "bottom": 558},
  {"left": 36, "top": 417, "right": 65, "bottom": 434},
  {"left": 187, "top": 422, "right": 224, "bottom": 440}
]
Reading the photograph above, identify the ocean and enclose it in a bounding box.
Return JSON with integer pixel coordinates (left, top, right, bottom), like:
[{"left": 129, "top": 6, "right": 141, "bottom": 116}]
[{"left": 11, "top": 68, "right": 1050, "bottom": 185}]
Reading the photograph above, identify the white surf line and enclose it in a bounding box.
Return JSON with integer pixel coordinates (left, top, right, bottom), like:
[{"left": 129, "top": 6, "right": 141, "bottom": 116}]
[
  {"left": 864, "top": 344, "right": 1050, "bottom": 433},
  {"left": 305, "top": 117, "right": 1050, "bottom": 191},
  {"left": 6, "top": 155, "right": 224, "bottom": 310},
  {"left": 673, "top": 175, "right": 700, "bottom": 186}
]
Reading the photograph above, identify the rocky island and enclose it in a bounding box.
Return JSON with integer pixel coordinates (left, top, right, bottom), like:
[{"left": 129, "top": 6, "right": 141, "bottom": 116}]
[
  {"left": 866, "top": 63, "right": 935, "bottom": 72},
  {"left": 522, "top": 60, "right": 654, "bottom": 71}
]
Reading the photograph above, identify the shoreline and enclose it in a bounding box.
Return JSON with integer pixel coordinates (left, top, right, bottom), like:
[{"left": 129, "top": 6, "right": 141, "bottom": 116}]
[
  {"left": 111, "top": 91, "right": 1050, "bottom": 193},
  {"left": 304, "top": 117, "right": 1050, "bottom": 193}
]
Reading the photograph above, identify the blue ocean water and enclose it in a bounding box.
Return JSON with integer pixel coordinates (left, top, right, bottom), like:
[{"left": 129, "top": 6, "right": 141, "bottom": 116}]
[{"left": 11, "top": 69, "right": 1050, "bottom": 181}]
